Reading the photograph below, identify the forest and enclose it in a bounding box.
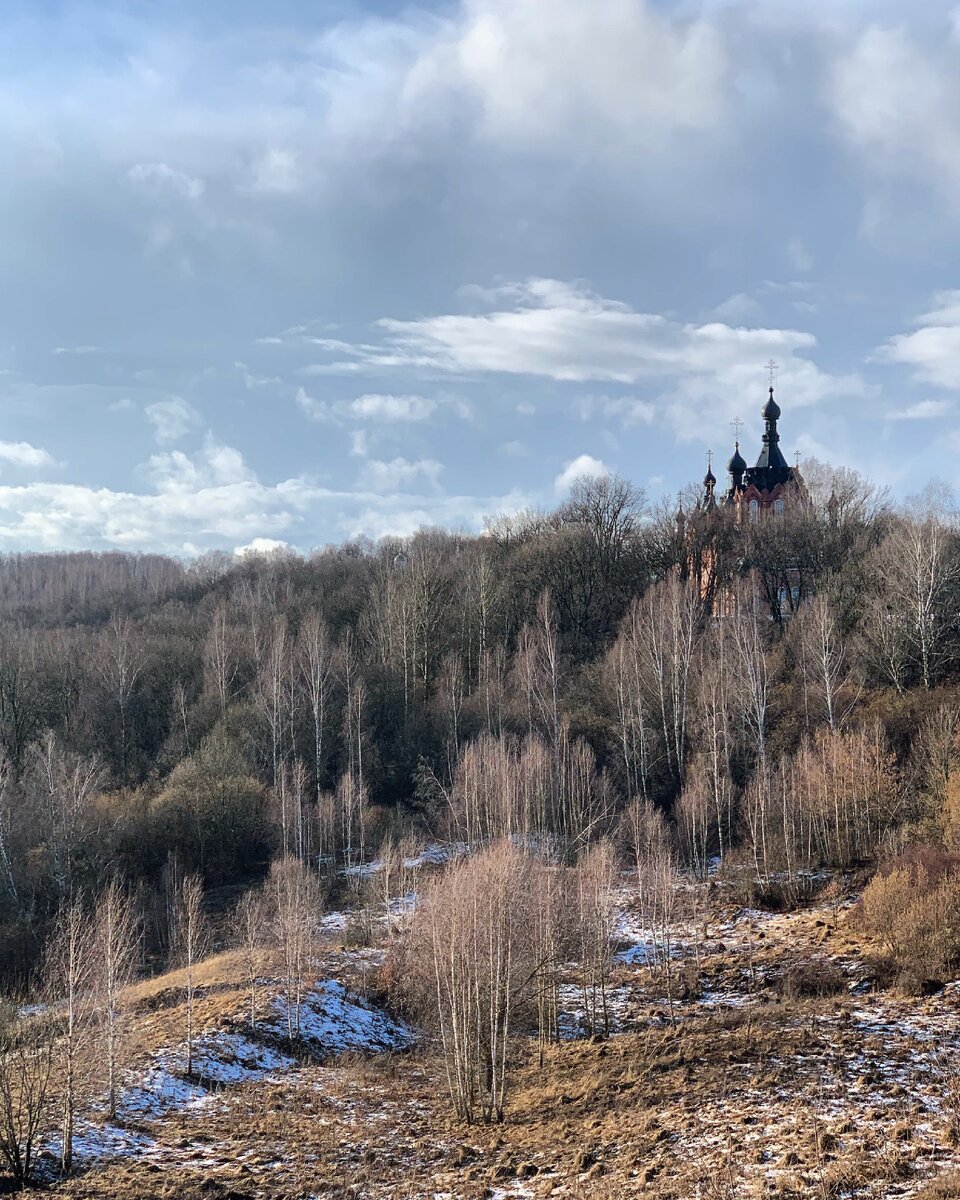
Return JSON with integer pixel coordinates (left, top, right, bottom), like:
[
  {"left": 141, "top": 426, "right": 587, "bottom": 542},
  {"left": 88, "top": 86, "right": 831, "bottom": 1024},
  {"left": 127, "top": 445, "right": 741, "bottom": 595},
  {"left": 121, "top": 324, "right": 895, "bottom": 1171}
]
[
  {"left": 0, "top": 459, "right": 958, "bottom": 988},
  {"left": 3, "top": 461, "right": 960, "bottom": 1190}
]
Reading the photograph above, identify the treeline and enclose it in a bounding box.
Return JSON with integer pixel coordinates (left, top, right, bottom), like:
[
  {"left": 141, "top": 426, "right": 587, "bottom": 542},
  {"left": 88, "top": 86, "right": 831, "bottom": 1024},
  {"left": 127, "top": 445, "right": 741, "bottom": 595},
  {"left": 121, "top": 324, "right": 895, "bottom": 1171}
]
[{"left": 2, "top": 463, "right": 960, "bottom": 979}]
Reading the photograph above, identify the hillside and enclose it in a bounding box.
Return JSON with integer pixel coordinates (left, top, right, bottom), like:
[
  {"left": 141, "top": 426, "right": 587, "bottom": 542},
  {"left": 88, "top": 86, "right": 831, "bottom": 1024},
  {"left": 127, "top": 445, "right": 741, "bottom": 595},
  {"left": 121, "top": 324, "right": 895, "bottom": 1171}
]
[
  {"left": 4, "top": 478, "right": 960, "bottom": 1197},
  {"left": 20, "top": 866, "right": 960, "bottom": 1200}
]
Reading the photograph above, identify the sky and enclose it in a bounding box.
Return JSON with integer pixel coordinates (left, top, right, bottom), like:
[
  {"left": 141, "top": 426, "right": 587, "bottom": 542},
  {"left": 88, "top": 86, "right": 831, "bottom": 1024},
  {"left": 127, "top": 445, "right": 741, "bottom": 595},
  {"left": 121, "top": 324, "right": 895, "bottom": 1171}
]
[{"left": 3, "top": 0, "right": 960, "bottom": 555}]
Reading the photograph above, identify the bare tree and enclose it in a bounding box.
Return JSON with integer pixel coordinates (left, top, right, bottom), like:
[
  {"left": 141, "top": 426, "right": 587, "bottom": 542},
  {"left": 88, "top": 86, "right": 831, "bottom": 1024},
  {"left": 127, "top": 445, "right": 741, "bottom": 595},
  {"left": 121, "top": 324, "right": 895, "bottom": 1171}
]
[
  {"left": 631, "top": 806, "right": 681, "bottom": 1015},
  {"left": 630, "top": 576, "right": 700, "bottom": 790},
  {"left": 576, "top": 840, "right": 618, "bottom": 1037},
  {"left": 29, "top": 732, "right": 104, "bottom": 897},
  {"left": 335, "top": 771, "right": 367, "bottom": 877},
  {"left": 405, "top": 842, "right": 541, "bottom": 1124},
  {"left": 255, "top": 615, "right": 290, "bottom": 788},
  {"left": 92, "top": 881, "right": 140, "bottom": 1119},
  {"left": 0, "top": 756, "right": 17, "bottom": 909},
  {"left": 44, "top": 897, "right": 96, "bottom": 1176},
  {"left": 266, "top": 859, "right": 322, "bottom": 1040},
  {"left": 234, "top": 888, "right": 268, "bottom": 1032},
  {"left": 873, "top": 493, "right": 960, "bottom": 690},
  {"left": 514, "top": 591, "right": 563, "bottom": 749},
  {"left": 298, "top": 610, "right": 333, "bottom": 804},
  {"left": 622, "top": 795, "right": 673, "bottom": 881},
  {"left": 730, "top": 591, "right": 771, "bottom": 772},
  {"left": 204, "top": 601, "right": 240, "bottom": 716},
  {"left": 0, "top": 1005, "right": 55, "bottom": 1189},
  {"left": 677, "top": 757, "right": 715, "bottom": 879},
  {"left": 532, "top": 863, "right": 570, "bottom": 1065},
  {"left": 798, "top": 591, "right": 856, "bottom": 731},
  {"left": 606, "top": 627, "right": 654, "bottom": 802},
  {"left": 693, "top": 621, "right": 735, "bottom": 864},
  {"left": 171, "top": 874, "right": 210, "bottom": 1078},
  {"left": 96, "top": 614, "right": 145, "bottom": 783}
]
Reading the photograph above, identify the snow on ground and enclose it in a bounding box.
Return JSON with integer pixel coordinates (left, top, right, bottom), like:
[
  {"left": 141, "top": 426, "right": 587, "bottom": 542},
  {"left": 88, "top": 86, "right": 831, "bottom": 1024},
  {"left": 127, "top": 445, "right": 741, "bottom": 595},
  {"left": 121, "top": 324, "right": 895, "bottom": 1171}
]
[
  {"left": 191, "top": 1031, "right": 297, "bottom": 1083},
  {"left": 115, "top": 1063, "right": 210, "bottom": 1121},
  {"left": 61, "top": 976, "right": 413, "bottom": 1171},
  {"left": 271, "top": 980, "right": 415, "bottom": 1055},
  {"left": 343, "top": 841, "right": 468, "bottom": 879},
  {"left": 557, "top": 984, "right": 634, "bottom": 1038}
]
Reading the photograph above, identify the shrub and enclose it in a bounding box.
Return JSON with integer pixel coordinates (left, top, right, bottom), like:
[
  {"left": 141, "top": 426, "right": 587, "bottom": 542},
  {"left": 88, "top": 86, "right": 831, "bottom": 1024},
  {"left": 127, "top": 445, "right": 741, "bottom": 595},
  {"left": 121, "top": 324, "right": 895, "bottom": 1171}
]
[
  {"left": 858, "top": 846, "right": 960, "bottom": 978},
  {"left": 150, "top": 729, "right": 271, "bottom": 884},
  {"left": 778, "top": 958, "right": 847, "bottom": 1000}
]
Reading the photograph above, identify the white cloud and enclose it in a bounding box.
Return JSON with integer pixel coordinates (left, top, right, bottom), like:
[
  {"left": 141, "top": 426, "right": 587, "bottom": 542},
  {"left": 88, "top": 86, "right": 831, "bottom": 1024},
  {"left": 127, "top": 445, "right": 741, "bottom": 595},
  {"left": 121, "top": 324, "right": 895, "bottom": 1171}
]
[
  {"left": 311, "top": 278, "right": 838, "bottom": 387},
  {"left": 576, "top": 394, "right": 656, "bottom": 427},
  {"left": 144, "top": 438, "right": 255, "bottom": 492},
  {"left": 53, "top": 345, "right": 100, "bottom": 356},
  {"left": 347, "top": 393, "right": 438, "bottom": 421},
  {"left": 0, "top": 441, "right": 55, "bottom": 470},
  {"left": 145, "top": 397, "right": 202, "bottom": 445},
  {"left": 787, "top": 238, "right": 813, "bottom": 273},
  {"left": 711, "top": 293, "right": 762, "bottom": 322},
  {"left": 356, "top": 457, "right": 444, "bottom": 493},
  {"left": 422, "top": 0, "right": 728, "bottom": 152},
  {"left": 234, "top": 537, "right": 291, "bottom": 557},
  {"left": 128, "top": 162, "right": 205, "bottom": 201},
  {"left": 876, "top": 293, "right": 960, "bottom": 389},
  {"left": 0, "top": 443, "right": 526, "bottom": 554},
  {"left": 305, "top": 279, "right": 865, "bottom": 441},
  {"left": 235, "top": 362, "right": 282, "bottom": 390},
  {"left": 831, "top": 24, "right": 960, "bottom": 208},
  {"left": 249, "top": 148, "right": 300, "bottom": 195},
  {"left": 555, "top": 454, "right": 610, "bottom": 494},
  {"left": 296, "top": 388, "right": 468, "bottom": 426},
  {"left": 295, "top": 387, "right": 333, "bottom": 422},
  {"left": 887, "top": 398, "right": 955, "bottom": 421}
]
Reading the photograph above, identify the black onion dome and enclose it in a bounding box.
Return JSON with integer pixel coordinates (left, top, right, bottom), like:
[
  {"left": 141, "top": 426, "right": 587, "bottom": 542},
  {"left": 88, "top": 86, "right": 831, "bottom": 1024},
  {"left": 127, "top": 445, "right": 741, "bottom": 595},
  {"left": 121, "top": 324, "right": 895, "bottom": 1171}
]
[
  {"left": 704, "top": 466, "right": 717, "bottom": 487},
  {"left": 727, "top": 444, "right": 747, "bottom": 474},
  {"left": 762, "top": 387, "right": 781, "bottom": 422}
]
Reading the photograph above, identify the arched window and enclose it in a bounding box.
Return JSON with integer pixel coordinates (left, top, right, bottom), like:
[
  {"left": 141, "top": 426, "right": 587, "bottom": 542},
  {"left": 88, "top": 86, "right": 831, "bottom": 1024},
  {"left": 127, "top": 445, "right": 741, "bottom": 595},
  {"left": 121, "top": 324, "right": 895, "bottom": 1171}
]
[
  {"left": 748, "top": 499, "right": 759, "bottom": 524},
  {"left": 774, "top": 498, "right": 785, "bottom": 520}
]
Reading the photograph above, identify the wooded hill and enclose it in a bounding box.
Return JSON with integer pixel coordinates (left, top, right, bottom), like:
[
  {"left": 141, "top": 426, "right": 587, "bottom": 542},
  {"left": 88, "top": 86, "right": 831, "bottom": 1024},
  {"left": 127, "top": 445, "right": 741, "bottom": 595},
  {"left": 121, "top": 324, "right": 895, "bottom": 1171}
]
[{"left": 0, "top": 462, "right": 957, "bottom": 982}]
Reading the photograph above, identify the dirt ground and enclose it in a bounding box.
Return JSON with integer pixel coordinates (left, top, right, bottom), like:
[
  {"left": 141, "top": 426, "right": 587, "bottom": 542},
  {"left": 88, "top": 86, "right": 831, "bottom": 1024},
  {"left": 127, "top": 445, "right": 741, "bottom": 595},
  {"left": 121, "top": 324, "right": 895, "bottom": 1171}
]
[{"left": 46, "top": 881, "right": 960, "bottom": 1200}]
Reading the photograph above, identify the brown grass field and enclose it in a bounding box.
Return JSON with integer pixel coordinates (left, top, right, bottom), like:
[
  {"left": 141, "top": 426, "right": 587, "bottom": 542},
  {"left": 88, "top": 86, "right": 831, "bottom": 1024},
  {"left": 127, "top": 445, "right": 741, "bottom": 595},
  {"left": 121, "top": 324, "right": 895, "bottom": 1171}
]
[{"left": 39, "top": 881, "right": 960, "bottom": 1200}]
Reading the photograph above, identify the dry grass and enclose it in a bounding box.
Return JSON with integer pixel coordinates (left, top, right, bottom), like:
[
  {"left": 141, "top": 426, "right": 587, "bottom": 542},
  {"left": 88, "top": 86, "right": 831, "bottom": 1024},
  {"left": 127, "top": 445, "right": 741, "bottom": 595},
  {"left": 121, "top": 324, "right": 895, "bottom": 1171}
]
[{"left": 39, "top": 881, "right": 960, "bottom": 1200}]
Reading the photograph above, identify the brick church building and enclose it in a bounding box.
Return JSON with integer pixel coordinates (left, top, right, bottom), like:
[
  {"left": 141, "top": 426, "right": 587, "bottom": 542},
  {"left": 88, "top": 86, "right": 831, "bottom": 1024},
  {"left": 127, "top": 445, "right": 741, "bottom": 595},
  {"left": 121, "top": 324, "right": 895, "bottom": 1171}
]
[{"left": 685, "top": 377, "right": 809, "bottom": 618}]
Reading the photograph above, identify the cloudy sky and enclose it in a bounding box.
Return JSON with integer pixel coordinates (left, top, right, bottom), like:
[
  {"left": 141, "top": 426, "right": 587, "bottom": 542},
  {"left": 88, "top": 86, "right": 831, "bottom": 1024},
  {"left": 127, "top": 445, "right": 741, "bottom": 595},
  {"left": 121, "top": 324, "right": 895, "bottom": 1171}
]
[{"left": 3, "top": 0, "right": 960, "bottom": 554}]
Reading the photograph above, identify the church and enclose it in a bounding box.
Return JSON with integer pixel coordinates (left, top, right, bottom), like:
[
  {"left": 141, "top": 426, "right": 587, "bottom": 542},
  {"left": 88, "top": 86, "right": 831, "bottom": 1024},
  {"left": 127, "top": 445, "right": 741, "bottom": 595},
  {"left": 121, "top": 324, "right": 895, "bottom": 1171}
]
[
  {"left": 686, "top": 369, "right": 808, "bottom": 619},
  {"left": 699, "top": 377, "right": 804, "bottom": 522}
]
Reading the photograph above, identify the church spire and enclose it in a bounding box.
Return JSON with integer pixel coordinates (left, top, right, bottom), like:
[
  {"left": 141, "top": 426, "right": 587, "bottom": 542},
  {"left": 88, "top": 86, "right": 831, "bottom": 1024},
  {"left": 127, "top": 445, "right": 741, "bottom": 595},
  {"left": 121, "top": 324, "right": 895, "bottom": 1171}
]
[
  {"left": 702, "top": 451, "right": 717, "bottom": 510},
  {"left": 753, "top": 374, "right": 789, "bottom": 480}
]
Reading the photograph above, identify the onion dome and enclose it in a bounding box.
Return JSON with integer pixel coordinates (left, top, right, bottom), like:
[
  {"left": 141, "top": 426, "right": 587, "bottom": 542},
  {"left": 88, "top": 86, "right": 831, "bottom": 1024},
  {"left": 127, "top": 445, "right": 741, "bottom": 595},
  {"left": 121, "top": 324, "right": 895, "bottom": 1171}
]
[
  {"left": 762, "top": 386, "right": 781, "bottom": 423},
  {"left": 727, "top": 443, "right": 747, "bottom": 474},
  {"left": 704, "top": 465, "right": 717, "bottom": 488}
]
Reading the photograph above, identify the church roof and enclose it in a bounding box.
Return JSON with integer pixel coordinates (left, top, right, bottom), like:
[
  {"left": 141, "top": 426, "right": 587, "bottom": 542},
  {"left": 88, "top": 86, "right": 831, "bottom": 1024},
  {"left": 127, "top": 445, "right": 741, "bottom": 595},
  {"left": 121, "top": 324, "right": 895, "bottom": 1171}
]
[{"left": 746, "top": 385, "right": 792, "bottom": 491}]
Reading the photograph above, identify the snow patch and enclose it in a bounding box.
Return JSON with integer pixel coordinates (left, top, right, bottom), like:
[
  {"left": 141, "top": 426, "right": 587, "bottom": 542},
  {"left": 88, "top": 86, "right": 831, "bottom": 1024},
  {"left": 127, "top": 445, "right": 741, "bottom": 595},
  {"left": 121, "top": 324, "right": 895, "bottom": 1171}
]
[{"left": 271, "top": 980, "right": 414, "bottom": 1055}]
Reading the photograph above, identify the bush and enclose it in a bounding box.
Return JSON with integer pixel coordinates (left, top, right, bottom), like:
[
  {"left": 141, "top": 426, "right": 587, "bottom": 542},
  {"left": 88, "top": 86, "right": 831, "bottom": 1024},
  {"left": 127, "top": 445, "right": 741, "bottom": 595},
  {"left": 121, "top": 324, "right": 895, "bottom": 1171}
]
[
  {"left": 720, "top": 867, "right": 819, "bottom": 913},
  {"left": 778, "top": 958, "right": 847, "bottom": 1000},
  {"left": 858, "top": 846, "right": 960, "bottom": 978}
]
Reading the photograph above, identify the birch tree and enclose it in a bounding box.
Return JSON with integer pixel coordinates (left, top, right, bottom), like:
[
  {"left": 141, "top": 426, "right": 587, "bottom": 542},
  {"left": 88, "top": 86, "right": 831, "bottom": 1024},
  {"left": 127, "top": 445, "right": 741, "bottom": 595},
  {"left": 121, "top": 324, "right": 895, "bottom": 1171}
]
[
  {"left": 92, "top": 881, "right": 139, "bottom": 1119},
  {"left": 298, "top": 610, "right": 333, "bottom": 803},
  {"left": 405, "top": 842, "right": 540, "bottom": 1124},
  {"left": 171, "top": 874, "right": 210, "bottom": 1078},
  {"left": 45, "top": 897, "right": 96, "bottom": 1176},
  {"left": 266, "top": 859, "right": 322, "bottom": 1040}
]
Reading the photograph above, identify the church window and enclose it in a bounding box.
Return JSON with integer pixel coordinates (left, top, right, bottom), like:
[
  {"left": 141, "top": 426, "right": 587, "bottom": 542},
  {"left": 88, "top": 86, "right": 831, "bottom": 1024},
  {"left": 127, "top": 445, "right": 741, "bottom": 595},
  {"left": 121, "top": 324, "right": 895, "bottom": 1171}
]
[
  {"left": 774, "top": 498, "right": 784, "bottom": 520},
  {"left": 748, "top": 499, "right": 759, "bottom": 523}
]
